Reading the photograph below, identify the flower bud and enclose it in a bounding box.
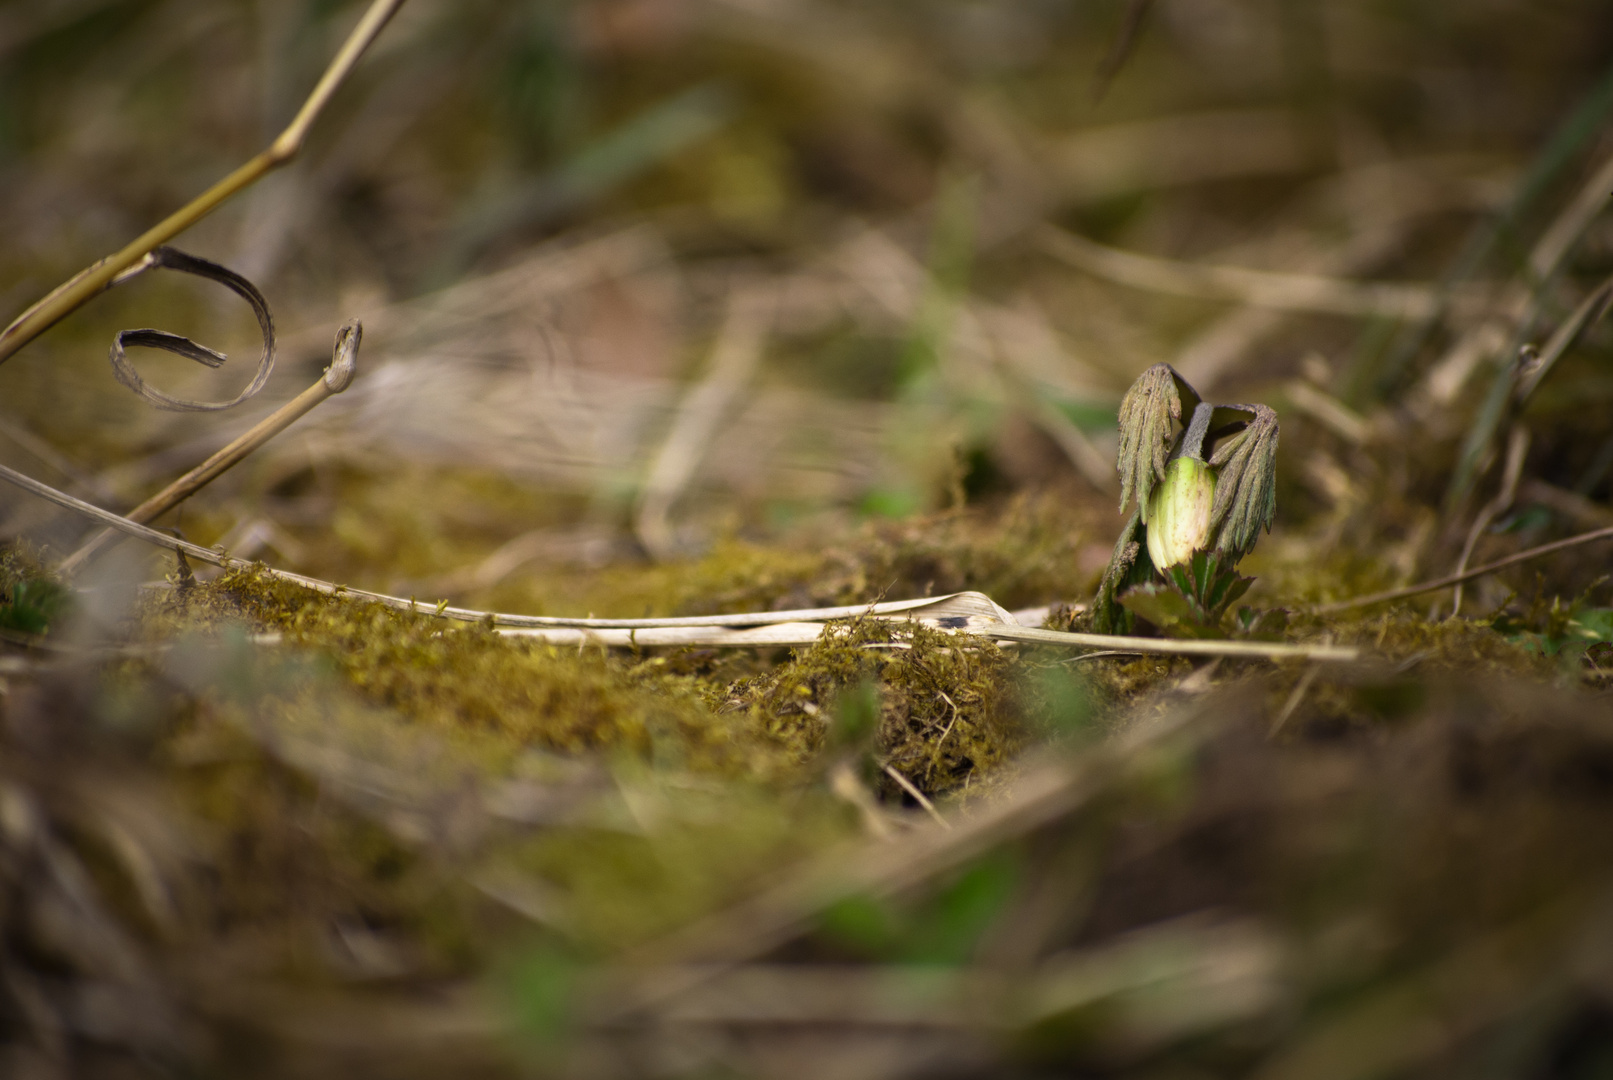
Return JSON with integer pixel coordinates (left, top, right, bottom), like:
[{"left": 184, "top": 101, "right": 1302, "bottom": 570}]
[{"left": 1144, "top": 457, "right": 1216, "bottom": 569}]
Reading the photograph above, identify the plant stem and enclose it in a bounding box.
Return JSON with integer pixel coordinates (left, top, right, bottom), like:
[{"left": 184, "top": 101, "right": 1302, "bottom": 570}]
[
  {"left": 57, "top": 323, "right": 360, "bottom": 574},
  {"left": 1313, "top": 524, "right": 1613, "bottom": 614},
  {"left": 0, "top": 0, "right": 404, "bottom": 368}
]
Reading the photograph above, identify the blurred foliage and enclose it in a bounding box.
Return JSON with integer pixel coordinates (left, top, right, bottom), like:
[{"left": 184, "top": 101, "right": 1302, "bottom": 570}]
[{"left": 3, "top": 0, "right": 1613, "bottom": 1076}]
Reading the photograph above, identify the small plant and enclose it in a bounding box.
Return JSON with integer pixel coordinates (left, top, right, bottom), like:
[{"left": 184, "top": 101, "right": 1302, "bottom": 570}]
[
  {"left": 1, "top": 576, "right": 71, "bottom": 636},
  {"left": 1489, "top": 576, "right": 1613, "bottom": 664},
  {"left": 1117, "top": 550, "right": 1251, "bottom": 638},
  {"left": 1092, "top": 363, "right": 1279, "bottom": 634}
]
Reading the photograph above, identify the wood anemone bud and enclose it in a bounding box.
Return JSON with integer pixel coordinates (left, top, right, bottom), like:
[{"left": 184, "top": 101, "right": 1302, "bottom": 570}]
[{"left": 1145, "top": 456, "right": 1216, "bottom": 569}]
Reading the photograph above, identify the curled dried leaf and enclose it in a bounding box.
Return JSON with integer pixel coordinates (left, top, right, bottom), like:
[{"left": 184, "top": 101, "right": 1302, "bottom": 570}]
[{"left": 108, "top": 247, "right": 275, "bottom": 412}]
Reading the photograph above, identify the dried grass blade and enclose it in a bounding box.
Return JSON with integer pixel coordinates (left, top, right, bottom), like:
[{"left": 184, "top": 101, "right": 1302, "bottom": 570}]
[
  {"left": 106, "top": 248, "right": 276, "bottom": 412},
  {"left": 1039, "top": 225, "right": 1440, "bottom": 320},
  {"left": 1313, "top": 523, "right": 1613, "bottom": 614},
  {"left": 636, "top": 287, "right": 773, "bottom": 560}
]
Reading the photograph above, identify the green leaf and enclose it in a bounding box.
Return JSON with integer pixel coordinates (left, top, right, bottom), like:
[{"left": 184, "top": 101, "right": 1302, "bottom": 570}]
[
  {"left": 1117, "top": 363, "right": 1201, "bottom": 516},
  {"left": 1207, "top": 403, "right": 1279, "bottom": 558},
  {"left": 1191, "top": 550, "right": 1213, "bottom": 599},
  {"left": 1119, "top": 583, "right": 1221, "bottom": 638},
  {"left": 904, "top": 854, "right": 1019, "bottom": 966},
  {"left": 1218, "top": 574, "right": 1254, "bottom": 612},
  {"left": 0, "top": 577, "right": 71, "bottom": 636},
  {"left": 1235, "top": 606, "right": 1289, "bottom": 640}
]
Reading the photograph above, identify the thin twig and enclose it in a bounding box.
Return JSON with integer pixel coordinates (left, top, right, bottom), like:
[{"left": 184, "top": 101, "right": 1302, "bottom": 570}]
[
  {"left": 59, "top": 322, "right": 361, "bottom": 574},
  {"left": 1269, "top": 662, "right": 1321, "bottom": 738},
  {"left": 1313, "top": 523, "right": 1613, "bottom": 614},
  {"left": 0, "top": 0, "right": 403, "bottom": 368},
  {"left": 979, "top": 625, "right": 1359, "bottom": 662},
  {"left": 636, "top": 286, "right": 773, "bottom": 560},
  {"left": 1449, "top": 426, "right": 1528, "bottom": 617},
  {"left": 880, "top": 762, "right": 951, "bottom": 830},
  {"left": 1039, "top": 224, "right": 1443, "bottom": 320}
]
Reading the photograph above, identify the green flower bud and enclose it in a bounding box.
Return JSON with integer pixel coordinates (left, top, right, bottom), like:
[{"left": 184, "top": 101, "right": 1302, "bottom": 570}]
[{"left": 1145, "top": 456, "right": 1216, "bottom": 569}]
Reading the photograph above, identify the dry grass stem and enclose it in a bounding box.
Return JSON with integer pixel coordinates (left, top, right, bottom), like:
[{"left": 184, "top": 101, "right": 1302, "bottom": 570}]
[
  {"left": 881, "top": 762, "right": 952, "bottom": 829},
  {"left": 1039, "top": 225, "right": 1444, "bottom": 320},
  {"left": 1513, "top": 273, "right": 1613, "bottom": 403},
  {"left": 1269, "top": 663, "right": 1323, "bottom": 738},
  {"left": 1448, "top": 426, "right": 1530, "bottom": 617},
  {"left": 1284, "top": 379, "right": 1371, "bottom": 444},
  {"left": 1523, "top": 147, "right": 1613, "bottom": 286},
  {"left": 1448, "top": 147, "right": 1613, "bottom": 504},
  {"left": 0, "top": 0, "right": 403, "bottom": 367},
  {"left": 980, "top": 625, "right": 1357, "bottom": 661},
  {"left": 636, "top": 286, "right": 775, "bottom": 559},
  {"left": 1315, "top": 523, "right": 1613, "bottom": 614},
  {"left": 1049, "top": 109, "right": 1313, "bottom": 200},
  {"left": 58, "top": 322, "right": 362, "bottom": 574}
]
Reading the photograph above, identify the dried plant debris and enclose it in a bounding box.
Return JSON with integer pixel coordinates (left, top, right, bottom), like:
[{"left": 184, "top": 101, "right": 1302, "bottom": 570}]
[
  {"left": 6, "top": 0, "right": 1613, "bottom": 1075},
  {"left": 6, "top": 496, "right": 1613, "bottom": 1079},
  {"left": 721, "top": 615, "right": 1023, "bottom": 798},
  {"left": 549, "top": 676, "right": 1613, "bottom": 1080}
]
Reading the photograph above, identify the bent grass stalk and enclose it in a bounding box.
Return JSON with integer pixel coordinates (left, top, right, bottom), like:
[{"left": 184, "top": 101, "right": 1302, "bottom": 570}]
[
  {"left": 1313, "top": 523, "right": 1613, "bottom": 614},
  {"left": 0, "top": 0, "right": 404, "bottom": 368},
  {"left": 58, "top": 322, "right": 362, "bottom": 575}
]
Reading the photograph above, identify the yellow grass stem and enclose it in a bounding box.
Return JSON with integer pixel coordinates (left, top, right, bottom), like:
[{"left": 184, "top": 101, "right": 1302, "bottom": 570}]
[{"left": 0, "top": 0, "right": 405, "bottom": 368}]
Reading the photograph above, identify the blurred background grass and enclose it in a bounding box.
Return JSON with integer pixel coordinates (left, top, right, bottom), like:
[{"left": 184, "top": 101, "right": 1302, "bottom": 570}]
[
  {"left": 5, "top": 2, "right": 1613, "bottom": 1077},
  {"left": 2, "top": 0, "right": 1609, "bottom": 613}
]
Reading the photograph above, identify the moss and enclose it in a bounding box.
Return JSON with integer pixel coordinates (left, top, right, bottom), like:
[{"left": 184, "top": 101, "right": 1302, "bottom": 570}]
[
  {"left": 0, "top": 541, "right": 70, "bottom": 635},
  {"left": 147, "top": 567, "right": 792, "bottom": 779},
  {"left": 479, "top": 490, "right": 1099, "bottom": 619},
  {"left": 723, "top": 616, "right": 1023, "bottom": 797},
  {"left": 1289, "top": 610, "right": 1558, "bottom": 679},
  {"left": 134, "top": 514, "right": 1061, "bottom": 801},
  {"left": 503, "top": 782, "right": 857, "bottom": 949}
]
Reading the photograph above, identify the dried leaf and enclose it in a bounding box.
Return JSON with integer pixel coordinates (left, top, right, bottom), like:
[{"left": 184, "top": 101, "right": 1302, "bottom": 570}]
[{"left": 108, "top": 247, "right": 275, "bottom": 412}]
